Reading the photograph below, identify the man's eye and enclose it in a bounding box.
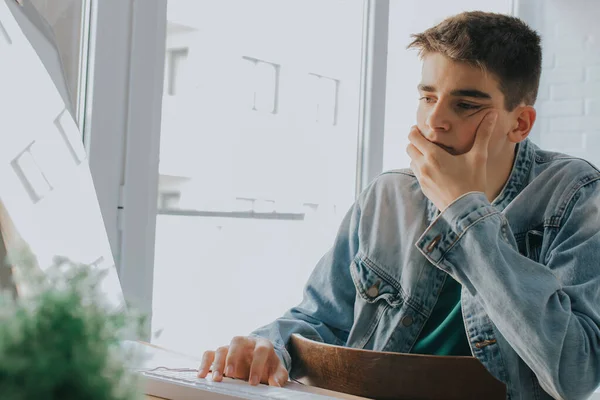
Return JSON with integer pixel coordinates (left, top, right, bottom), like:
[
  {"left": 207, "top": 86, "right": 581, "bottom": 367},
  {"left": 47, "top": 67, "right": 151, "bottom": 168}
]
[
  {"left": 457, "top": 102, "right": 481, "bottom": 110},
  {"left": 419, "top": 96, "right": 435, "bottom": 104}
]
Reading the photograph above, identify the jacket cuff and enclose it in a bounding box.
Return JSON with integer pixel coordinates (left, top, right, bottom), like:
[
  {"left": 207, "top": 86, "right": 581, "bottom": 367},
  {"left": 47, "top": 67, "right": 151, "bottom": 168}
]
[
  {"left": 275, "top": 343, "right": 293, "bottom": 373},
  {"left": 248, "top": 333, "right": 293, "bottom": 372},
  {"left": 416, "top": 192, "right": 498, "bottom": 266}
]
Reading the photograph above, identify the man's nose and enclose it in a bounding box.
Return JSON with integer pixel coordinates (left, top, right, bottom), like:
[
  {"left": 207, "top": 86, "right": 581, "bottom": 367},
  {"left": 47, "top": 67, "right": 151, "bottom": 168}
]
[{"left": 425, "top": 103, "right": 451, "bottom": 132}]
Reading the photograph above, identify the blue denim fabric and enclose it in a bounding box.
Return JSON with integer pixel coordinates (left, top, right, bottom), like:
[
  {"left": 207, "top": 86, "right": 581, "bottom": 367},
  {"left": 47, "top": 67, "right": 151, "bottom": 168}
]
[{"left": 250, "top": 139, "right": 600, "bottom": 400}]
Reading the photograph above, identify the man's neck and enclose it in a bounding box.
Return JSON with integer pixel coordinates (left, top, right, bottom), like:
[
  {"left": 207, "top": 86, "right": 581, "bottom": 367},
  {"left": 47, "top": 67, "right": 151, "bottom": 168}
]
[{"left": 485, "top": 143, "right": 518, "bottom": 204}]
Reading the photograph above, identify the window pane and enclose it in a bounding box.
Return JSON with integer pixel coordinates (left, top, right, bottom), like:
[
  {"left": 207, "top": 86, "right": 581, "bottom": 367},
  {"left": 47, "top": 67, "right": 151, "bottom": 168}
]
[
  {"left": 153, "top": 0, "right": 365, "bottom": 356},
  {"left": 29, "top": 0, "right": 88, "bottom": 122},
  {"left": 382, "top": 0, "right": 512, "bottom": 171}
]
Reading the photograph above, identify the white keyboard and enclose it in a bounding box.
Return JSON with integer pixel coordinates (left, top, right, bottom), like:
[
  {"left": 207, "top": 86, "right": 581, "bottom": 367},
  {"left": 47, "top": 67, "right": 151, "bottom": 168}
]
[{"left": 141, "top": 369, "right": 354, "bottom": 400}]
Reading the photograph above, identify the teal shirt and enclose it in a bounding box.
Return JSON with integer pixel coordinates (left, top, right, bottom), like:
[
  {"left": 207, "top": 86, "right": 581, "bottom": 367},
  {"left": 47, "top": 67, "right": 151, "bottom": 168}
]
[{"left": 411, "top": 274, "right": 472, "bottom": 356}]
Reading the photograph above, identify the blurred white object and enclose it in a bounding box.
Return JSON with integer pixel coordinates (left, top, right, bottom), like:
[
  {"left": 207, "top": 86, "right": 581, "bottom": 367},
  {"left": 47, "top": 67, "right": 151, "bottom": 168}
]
[
  {"left": 5, "top": 0, "right": 74, "bottom": 115},
  {"left": 0, "top": 0, "right": 122, "bottom": 307}
]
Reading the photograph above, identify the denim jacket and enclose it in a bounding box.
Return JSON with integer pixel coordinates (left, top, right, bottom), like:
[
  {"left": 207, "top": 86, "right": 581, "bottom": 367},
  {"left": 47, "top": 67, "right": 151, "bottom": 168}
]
[{"left": 250, "top": 139, "right": 600, "bottom": 400}]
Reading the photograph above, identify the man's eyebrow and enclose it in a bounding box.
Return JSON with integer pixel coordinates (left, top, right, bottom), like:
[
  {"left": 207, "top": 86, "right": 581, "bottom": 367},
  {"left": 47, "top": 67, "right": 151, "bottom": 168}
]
[
  {"left": 417, "top": 84, "right": 492, "bottom": 100},
  {"left": 418, "top": 84, "right": 436, "bottom": 92},
  {"left": 450, "top": 89, "right": 492, "bottom": 99}
]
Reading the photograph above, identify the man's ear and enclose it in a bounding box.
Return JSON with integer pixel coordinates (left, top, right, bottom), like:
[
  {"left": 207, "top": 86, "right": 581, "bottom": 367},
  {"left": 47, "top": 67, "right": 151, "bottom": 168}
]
[{"left": 507, "top": 105, "right": 536, "bottom": 143}]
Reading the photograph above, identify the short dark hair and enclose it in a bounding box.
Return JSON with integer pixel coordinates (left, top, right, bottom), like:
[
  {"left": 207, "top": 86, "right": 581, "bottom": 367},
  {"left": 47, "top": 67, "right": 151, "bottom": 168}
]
[{"left": 408, "top": 11, "right": 542, "bottom": 111}]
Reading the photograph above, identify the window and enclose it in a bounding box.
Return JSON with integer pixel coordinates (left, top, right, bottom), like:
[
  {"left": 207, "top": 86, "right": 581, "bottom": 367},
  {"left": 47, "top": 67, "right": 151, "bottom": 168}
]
[
  {"left": 166, "top": 47, "right": 188, "bottom": 96},
  {"left": 152, "top": 0, "right": 367, "bottom": 356},
  {"left": 29, "top": 0, "right": 91, "bottom": 126},
  {"left": 243, "top": 56, "right": 280, "bottom": 113},
  {"left": 308, "top": 73, "right": 339, "bottom": 125}
]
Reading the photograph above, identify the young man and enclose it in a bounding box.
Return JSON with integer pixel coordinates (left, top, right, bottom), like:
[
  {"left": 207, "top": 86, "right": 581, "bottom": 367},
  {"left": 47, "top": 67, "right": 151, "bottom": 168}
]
[{"left": 199, "top": 11, "right": 600, "bottom": 399}]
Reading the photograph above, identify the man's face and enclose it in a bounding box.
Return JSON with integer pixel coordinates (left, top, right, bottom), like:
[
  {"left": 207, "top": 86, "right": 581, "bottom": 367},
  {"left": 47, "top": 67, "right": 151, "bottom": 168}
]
[{"left": 416, "top": 53, "right": 515, "bottom": 157}]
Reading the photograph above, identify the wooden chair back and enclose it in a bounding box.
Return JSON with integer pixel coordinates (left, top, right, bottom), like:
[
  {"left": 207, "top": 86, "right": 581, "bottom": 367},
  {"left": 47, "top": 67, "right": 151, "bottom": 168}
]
[{"left": 289, "top": 334, "right": 506, "bottom": 400}]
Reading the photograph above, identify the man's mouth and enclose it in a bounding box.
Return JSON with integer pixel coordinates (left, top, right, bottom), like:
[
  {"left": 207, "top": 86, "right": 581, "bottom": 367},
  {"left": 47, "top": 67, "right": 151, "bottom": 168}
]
[
  {"left": 432, "top": 142, "right": 454, "bottom": 153},
  {"left": 421, "top": 133, "right": 456, "bottom": 154}
]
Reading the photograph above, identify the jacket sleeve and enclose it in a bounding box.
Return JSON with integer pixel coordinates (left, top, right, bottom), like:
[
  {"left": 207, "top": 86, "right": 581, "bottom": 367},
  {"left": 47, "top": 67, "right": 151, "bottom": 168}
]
[
  {"left": 415, "top": 182, "right": 600, "bottom": 400},
  {"left": 249, "top": 200, "right": 361, "bottom": 372}
]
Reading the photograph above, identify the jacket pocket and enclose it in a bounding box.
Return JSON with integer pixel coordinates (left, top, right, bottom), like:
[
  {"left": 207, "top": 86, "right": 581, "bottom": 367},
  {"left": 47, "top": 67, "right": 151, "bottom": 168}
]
[
  {"left": 350, "top": 257, "right": 403, "bottom": 307},
  {"left": 347, "top": 257, "right": 404, "bottom": 350}
]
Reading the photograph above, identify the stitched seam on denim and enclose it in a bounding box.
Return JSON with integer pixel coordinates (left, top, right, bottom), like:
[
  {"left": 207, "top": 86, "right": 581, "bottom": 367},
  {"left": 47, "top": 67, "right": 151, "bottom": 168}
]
[
  {"left": 350, "top": 260, "right": 384, "bottom": 305},
  {"left": 398, "top": 294, "right": 428, "bottom": 317},
  {"left": 386, "top": 303, "right": 424, "bottom": 353},
  {"left": 486, "top": 316, "right": 510, "bottom": 397},
  {"left": 430, "top": 202, "right": 495, "bottom": 240},
  {"left": 554, "top": 175, "right": 600, "bottom": 227},
  {"left": 440, "top": 201, "right": 489, "bottom": 226},
  {"left": 459, "top": 292, "right": 477, "bottom": 358},
  {"left": 494, "top": 140, "right": 534, "bottom": 208},
  {"left": 409, "top": 260, "right": 438, "bottom": 317},
  {"left": 461, "top": 203, "right": 498, "bottom": 223},
  {"left": 531, "top": 369, "right": 542, "bottom": 400},
  {"left": 545, "top": 216, "right": 561, "bottom": 228},
  {"left": 535, "top": 154, "right": 583, "bottom": 163},
  {"left": 350, "top": 258, "right": 404, "bottom": 308},
  {"left": 405, "top": 274, "right": 448, "bottom": 355},
  {"left": 361, "top": 255, "right": 406, "bottom": 300},
  {"left": 380, "top": 169, "right": 415, "bottom": 178},
  {"left": 349, "top": 260, "right": 366, "bottom": 299},
  {"left": 364, "top": 256, "right": 420, "bottom": 314},
  {"left": 348, "top": 260, "right": 387, "bottom": 349},
  {"left": 554, "top": 175, "right": 593, "bottom": 220},
  {"left": 361, "top": 255, "right": 430, "bottom": 317},
  {"left": 416, "top": 204, "right": 495, "bottom": 257},
  {"left": 355, "top": 303, "right": 389, "bottom": 349},
  {"left": 513, "top": 223, "right": 547, "bottom": 238},
  {"left": 434, "top": 212, "right": 501, "bottom": 264},
  {"left": 423, "top": 272, "right": 446, "bottom": 321},
  {"left": 535, "top": 155, "right": 600, "bottom": 174},
  {"left": 444, "top": 191, "right": 482, "bottom": 212}
]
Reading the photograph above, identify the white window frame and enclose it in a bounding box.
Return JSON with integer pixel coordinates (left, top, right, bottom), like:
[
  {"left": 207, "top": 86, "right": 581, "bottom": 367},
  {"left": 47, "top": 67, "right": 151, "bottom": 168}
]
[
  {"left": 85, "top": 0, "right": 386, "bottom": 340},
  {"left": 355, "top": 0, "right": 389, "bottom": 196},
  {"left": 84, "top": 0, "right": 166, "bottom": 335}
]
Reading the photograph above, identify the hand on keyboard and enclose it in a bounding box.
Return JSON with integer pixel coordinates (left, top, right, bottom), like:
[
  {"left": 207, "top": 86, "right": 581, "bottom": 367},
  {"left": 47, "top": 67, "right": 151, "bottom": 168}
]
[{"left": 198, "top": 336, "right": 289, "bottom": 388}]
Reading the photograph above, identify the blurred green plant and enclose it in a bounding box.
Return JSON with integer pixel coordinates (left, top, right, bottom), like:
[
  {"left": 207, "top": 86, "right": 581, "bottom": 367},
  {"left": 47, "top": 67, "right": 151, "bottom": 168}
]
[{"left": 0, "top": 250, "right": 146, "bottom": 400}]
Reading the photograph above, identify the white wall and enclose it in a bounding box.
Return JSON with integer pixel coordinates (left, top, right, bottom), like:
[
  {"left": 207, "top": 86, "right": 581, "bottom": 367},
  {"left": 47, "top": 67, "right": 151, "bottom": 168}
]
[{"left": 518, "top": 0, "right": 600, "bottom": 165}]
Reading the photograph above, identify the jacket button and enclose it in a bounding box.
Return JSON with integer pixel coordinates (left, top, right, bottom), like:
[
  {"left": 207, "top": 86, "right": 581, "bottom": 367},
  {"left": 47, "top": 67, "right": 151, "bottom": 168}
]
[
  {"left": 366, "top": 283, "right": 379, "bottom": 298},
  {"left": 402, "top": 315, "right": 413, "bottom": 327},
  {"left": 426, "top": 235, "right": 442, "bottom": 253}
]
